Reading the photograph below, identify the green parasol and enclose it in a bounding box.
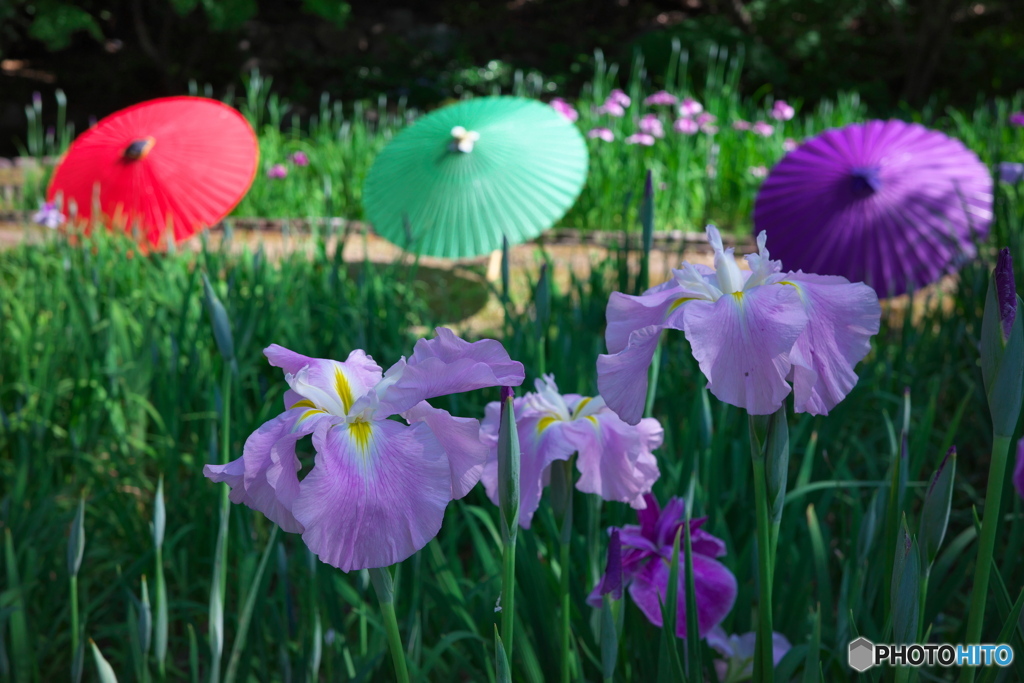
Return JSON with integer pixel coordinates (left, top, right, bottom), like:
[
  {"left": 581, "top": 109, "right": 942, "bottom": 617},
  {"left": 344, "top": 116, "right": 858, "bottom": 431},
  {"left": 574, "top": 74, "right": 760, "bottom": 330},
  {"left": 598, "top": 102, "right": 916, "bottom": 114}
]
[{"left": 362, "top": 96, "right": 589, "bottom": 259}]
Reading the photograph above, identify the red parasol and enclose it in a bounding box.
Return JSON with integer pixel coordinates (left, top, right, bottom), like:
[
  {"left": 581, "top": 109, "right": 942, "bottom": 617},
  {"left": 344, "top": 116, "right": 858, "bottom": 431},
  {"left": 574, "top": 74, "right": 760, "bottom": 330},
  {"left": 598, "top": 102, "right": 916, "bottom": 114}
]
[{"left": 47, "top": 96, "right": 259, "bottom": 248}]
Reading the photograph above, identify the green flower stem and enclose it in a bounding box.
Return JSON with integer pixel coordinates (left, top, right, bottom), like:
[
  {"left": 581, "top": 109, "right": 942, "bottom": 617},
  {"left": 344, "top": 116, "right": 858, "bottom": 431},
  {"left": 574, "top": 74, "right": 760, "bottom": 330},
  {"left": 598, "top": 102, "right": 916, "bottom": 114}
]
[
  {"left": 70, "top": 574, "right": 79, "bottom": 669},
  {"left": 369, "top": 567, "right": 410, "bottom": 683},
  {"left": 558, "top": 462, "right": 575, "bottom": 683},
  {"left": 752, "top": 453, "right": 775, "bottom": 683},
  {"left": 218, "top": 363, "right": 232, "bottom": 598},
  {"left": 502, "top": 527, "right": 518, "bottom": 662},
  {"left": 961, "top": 433, "right": 1013, "bottom": 683}
]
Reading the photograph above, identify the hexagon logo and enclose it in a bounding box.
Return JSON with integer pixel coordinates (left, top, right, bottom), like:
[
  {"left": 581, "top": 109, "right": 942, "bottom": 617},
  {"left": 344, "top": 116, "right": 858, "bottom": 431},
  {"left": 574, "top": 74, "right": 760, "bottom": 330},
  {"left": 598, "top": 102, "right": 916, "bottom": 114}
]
[{"left": 848, "top": 637, "right": 875, "bottom": 672}]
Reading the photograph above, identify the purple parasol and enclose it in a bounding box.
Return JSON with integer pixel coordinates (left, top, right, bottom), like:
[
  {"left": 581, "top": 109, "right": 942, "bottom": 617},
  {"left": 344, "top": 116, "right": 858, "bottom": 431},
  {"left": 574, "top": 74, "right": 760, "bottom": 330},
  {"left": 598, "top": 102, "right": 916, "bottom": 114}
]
[{"left": 753, "top": 120, "right": 993, "bottom": 297}]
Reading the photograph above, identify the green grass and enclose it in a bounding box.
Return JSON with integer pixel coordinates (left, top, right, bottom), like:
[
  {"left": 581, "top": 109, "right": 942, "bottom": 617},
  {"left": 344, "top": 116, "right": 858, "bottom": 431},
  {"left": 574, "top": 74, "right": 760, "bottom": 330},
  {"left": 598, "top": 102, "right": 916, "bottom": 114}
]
[
  {"left": 1, "top": 178, "right": 1022, "bottom": 680},
  {"left": 8, "top": 44, "right": 1024, "bottom": 238}
]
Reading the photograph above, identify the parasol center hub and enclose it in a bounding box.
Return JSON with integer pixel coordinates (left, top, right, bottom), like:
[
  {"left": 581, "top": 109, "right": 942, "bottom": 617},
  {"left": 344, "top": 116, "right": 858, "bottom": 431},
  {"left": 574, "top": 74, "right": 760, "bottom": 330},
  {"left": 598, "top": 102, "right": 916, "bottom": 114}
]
[
  {"left": 450, "top": 126, "right": 480, "bottom": 153},
  {"left": 124, "top": 137, "right": 156, "bottom": 161},
  {"left": 850, "top": 166, "right": 882, "bottom": 197}
]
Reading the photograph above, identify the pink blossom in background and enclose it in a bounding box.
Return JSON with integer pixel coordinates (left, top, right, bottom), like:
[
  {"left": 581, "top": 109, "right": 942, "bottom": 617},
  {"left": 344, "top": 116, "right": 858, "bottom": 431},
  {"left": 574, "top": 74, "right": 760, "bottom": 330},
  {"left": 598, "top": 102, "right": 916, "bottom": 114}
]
[
  {"left": 732, "top": 120, "right": 752, "bottom": 131},
  {"left": 749, "top": 166, "right": 768, "bottom": 178},
  {"left": 644, "top": 90, "right": 678, "bottom": 106},
  {"left": 639, "top": 114, "right": 665, "bottom": 138},
  {"left": 597, "top": 101, "right": 626, "bottom": 117},
  {"left": 701, "top": 124, "right": 719, "bottom": 135},
  {"left": 783, "top": 138, "right": 798, "bottom": 151},
  {"left": 679, "top": 97, "right": 703, "bottom": 117},
  {"left": 608, "top": 89, "right": 631, "bottom": 107},
  {"left": 771, "top": 100, "right": 795, "bottom": 121},
  {"left": 588, "top": 127, "right": 615, "bottom": 142},
  {"left": 550, "top": 97, "right": 579, "bottom": 122},
  {"left": 674, "top": 117, "right": 699, "bottom": 135},
  {"left": 752, "top": 121, "right": 775, "bottom": 137},
  {"left": 696, "top": 112, "right": 716, "bottom": 126},
  {"left": 625, "top": 133, "right": 656, "bottom": 146},
  {"left": 1009, "top": 112, "right": 1024, "bottom": 127},
  {"left": 267, "top": 164, "right": 288, "bottom": 179},
  {"left": 290, "top": 151, "right": 310, "bottom": 166}
]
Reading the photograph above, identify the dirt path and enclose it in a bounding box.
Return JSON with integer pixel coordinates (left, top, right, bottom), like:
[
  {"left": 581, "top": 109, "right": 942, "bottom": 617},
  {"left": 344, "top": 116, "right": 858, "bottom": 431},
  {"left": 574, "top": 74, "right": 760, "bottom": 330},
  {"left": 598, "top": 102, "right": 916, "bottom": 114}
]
[{"left": 0, "top": 220, "right": 957, "bottom": 335}]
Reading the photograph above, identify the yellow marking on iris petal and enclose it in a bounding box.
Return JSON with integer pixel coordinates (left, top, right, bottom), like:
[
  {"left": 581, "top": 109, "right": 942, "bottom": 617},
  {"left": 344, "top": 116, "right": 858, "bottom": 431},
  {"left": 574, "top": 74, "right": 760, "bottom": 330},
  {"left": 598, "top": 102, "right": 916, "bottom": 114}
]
[
  {"left": 349, "top": 419, "right": 372, "bottom": 453},
  {"left": 335, "top": 368, "right": 355, "bottom": 413},
  {"left": 298, "top": 409, "right": 325, "bottom": 423},
  {"left": 537, "top": 416, "right": 558, "bottom": 433},
  {"left": 668, "top": 297, "right": 698, "bottom": 314},
  {"left": 571, "top": 397, "right": 593, "bottom": 419},
  {"left": 290, "top": 399, "right": 316, "bottom": 409},
  {"left": 732, "top": 291, "right": 744, "bottom": 301},
  {"left": 586, "top": 416, "right": 598, "bottom": 427},
  {"left": 778, "top": 281, "right": 797, "bottom": 287}
]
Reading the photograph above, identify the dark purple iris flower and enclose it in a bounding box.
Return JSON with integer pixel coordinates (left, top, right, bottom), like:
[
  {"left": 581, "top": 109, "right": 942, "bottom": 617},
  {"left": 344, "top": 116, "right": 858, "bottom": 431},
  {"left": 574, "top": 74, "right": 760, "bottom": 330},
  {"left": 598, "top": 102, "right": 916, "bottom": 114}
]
[{"left": 587, "top": 495, "right": 737, "bottom": 638}]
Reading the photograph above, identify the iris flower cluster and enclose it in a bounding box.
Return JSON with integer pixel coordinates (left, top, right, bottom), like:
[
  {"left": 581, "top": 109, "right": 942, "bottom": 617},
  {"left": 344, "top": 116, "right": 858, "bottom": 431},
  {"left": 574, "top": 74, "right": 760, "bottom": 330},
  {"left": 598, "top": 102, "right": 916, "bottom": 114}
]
[{"left": 206, "top": 225, "right": 884, "bottom": 660}]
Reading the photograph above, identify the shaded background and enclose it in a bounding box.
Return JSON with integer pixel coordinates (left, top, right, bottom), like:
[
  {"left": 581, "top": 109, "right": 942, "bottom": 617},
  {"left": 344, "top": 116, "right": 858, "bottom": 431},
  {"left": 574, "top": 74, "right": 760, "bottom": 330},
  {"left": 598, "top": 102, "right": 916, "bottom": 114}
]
[{"left": 1, "top": 0, "right": 1023, "bottom": 155}]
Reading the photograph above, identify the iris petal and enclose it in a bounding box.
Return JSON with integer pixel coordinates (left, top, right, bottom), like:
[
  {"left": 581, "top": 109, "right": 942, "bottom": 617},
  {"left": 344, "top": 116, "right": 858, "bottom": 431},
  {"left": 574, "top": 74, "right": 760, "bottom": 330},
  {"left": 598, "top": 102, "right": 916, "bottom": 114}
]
[
  {"left": 204, "top": 407, "right": 328, "bottom": 533},
  {"left": 480, "top": 401, "right": 578, "bottom": 529},
  {"left": 565, "top": 413, "right": 661, "bottom": 509},
  {"left": 783, "top": 272, "right": 881, "bottom": 415},
  {"left": 403, "top": 401, "right": 487, "bottom": 499},
  {"left": 293, "top": 418, "right": 452, "bottom": 571},
  {"left": 627, "top": 553, "right": 738, "bottom": 638},
  {"left": 377, "top": 327, "right": 525, "bottom": 417},
  {"left": 681, "top": 286, "right": 807, "bottom": 415}
]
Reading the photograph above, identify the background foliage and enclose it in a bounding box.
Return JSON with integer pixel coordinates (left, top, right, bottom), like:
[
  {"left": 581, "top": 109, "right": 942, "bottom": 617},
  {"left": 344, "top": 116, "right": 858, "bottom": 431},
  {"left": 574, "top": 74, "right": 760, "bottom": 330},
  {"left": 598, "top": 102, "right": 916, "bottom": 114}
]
[{"left": 1, "top": 0, "right": 1023, "bottom": 155}]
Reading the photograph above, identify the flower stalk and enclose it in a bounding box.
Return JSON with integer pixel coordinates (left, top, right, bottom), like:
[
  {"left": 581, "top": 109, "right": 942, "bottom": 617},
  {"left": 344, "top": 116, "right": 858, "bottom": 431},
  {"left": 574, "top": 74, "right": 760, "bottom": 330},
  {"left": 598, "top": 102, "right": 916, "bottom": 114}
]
[
  {"left": 369, "top": 566, "right": 410, "bottom": 683},
  {"left": 963, "top": 249, "right": 1024, "bottom": 683},
  {"left": 497, "top": 387, "right": 521, "bottom": 663}
]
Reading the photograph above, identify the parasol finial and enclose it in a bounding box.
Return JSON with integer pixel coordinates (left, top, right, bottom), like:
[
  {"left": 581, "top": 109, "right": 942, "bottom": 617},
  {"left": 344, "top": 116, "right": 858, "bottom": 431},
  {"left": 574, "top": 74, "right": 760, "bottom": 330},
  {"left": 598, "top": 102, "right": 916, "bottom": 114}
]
[
  {"left": 123, "top": 137, "right": 156, "bottom": 161},
  {"left": 849, "top": 166, "right": 882, "bottom": 197},
  {"left": 450, "top": 126, "right": 480, "bottom": 153}
]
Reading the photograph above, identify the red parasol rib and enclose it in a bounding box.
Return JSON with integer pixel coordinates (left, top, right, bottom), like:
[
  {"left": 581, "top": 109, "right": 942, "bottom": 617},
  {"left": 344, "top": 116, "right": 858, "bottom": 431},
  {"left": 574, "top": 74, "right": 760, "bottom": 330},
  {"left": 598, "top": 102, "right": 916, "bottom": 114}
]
[{"left": 47, "top": 96, "right": 259, "bottom": 248}]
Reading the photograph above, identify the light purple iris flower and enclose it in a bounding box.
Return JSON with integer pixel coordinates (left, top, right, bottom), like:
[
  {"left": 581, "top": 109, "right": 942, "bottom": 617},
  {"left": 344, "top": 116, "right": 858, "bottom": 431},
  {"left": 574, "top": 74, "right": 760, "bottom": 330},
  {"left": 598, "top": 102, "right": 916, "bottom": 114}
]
[
  {"left": 588, "top": 127, "right": 615, "bottom": 142},
  {"left": 752, "top": 121, "right": 775, "bottom": 137},
  {"left": 550, "top": 97, "right": 579, "bottom": 122},
  {"left": 479, "top": 375, "right": 662, "bottom": 529},
  {"left": 645, "top": 90, "right": 678, "bottom": 106},
  {"left": 290, "top": 151, "right": 310, "bottom": 166},
  {"left": 1009, "top": 112, "right": 1024, "bottom": 127},
  {"left": 625, "top": 133, "right": 656, "bottom": 146},
  {"left": 770, "top": 100, "right": 795, "bottom": 121},
  {"left": 782, "top": 137, "right": 798, "bottom": 151},
  {"left": 732, "top": 120, "right": 752, "bottom": 131},
  {"left": 999, "top": 162, "right": 1024, "bottom": 184},
  {"left": 639, "top": 114, "right": 665, "bottom": 138},
  {"left": 707, "top": 625, "right": 792, "bottom": 682},
  {"left": 674, "top": 117, "right": 699, "bottom": 135},
  {"left": 204, "top": 328, "right": 525, "bottom": 571},
  {"left": 597, "top": 226, "right": 881, "bottom": 422},
  {"left": 679, "top": 98, "right": 703, "bottom": 117},
  {"left": 32, "top": 201, "right": 66, "bottom": 229},
  {"left": 586, "top": 495, "right": 737, "bottom": 638},
  {"left": 267, "top": 163, "right": 288, "bottom": 179}
]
